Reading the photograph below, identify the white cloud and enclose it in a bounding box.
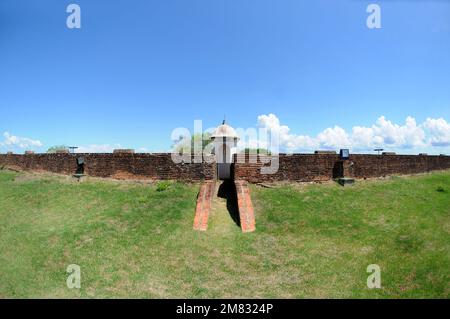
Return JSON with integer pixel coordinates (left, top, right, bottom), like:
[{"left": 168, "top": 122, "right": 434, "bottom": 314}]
[
  {"left": 254, "top": 113, "right": 449, "bottom": 152},
  {"left": 0, "top": 132, "right": 43, "bottom": 149},
  {"left": 370, "top": 116, "right": 426, "bottom": 149},
  {"left": 317, "top": 126, "right": 351, "bottom": 150},
  {"left": 423, "top": 118, "right": 450, "bottom": 147},
  {"left": 351, "top": 126, "right": 381, "bottom": 150},
  {"left": 137, "top": 147, "right": 149, "bottom": 153},
  {"left": 257, "top": 114, "right": 319, "bottom": 151}
]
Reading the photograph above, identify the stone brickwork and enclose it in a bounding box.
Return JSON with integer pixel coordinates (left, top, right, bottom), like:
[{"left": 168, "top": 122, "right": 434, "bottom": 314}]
[
  {"left": 1, "top": 152, "right": 450, "bottom": 183},
  {"left": 350, "top": 154, "right": 450, "bottom": 178},
  {"left": 233, "top": 153, "right": 450, "bottom": 183},
  {"left": 113, "top": 149, "right": 135, "bottom": 154},
  {"left": 235, "top": 180, "right": 255, "bottom": 233},
  {"left": 0, "top": 153, "right": 216, "bottom": 181},
  {"left": 193, "top": 181, "right": 215, "bottom": 231},
  {"left": 234, "top": 154, "right": 340, "bottom": 183}
]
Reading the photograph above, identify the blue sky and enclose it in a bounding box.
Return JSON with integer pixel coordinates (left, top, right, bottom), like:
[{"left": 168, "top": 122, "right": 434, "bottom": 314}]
[{"left": 1, "top": 0, "right": 449, "bottom": 154}]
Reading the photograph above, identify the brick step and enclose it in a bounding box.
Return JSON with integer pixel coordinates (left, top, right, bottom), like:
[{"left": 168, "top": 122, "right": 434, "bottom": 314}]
[
  {"left": 235, "top": 180, "right": 256, "bottom": 233},
  {"left": 193, "top": 181, "right": 215, "bottom": 231}
]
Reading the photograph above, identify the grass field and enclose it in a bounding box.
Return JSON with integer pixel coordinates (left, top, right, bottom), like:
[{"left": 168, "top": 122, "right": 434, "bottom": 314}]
[{"left": 0, "top": 169, "right": 449, "bottom": 298}]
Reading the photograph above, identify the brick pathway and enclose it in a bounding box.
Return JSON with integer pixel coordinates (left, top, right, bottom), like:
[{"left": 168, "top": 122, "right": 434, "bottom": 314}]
[
  {"left": 234, "top": 180, "right": 256, "bottom": 233},
  {"left": 193, "top": 181, "right": 215, "bottom": 231},
  {"left": 193, "top": 180, "right": 255, "bottom": 233}
]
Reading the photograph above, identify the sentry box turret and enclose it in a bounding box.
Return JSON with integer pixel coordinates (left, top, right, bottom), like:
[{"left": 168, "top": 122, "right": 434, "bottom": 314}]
[{"left": 340, "top": 149, "right": 349, "bottom": 160}]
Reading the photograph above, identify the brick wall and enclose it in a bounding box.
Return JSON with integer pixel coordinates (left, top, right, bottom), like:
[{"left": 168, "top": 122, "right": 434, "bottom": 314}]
[
  {"left": 233, "top": 153, "right": 450, "bottom": 183},
  {"left": 0, "top": 153, "right": 216, "bottom": 181},
  {"left": 1, "top": 152, "right": 450, "bottom": 183},
  {"left": 233, "top": 154, "right": 340, "bottom": 183},
  {"left": 350, "top": 154, "right": 450, "bottom": 178}
]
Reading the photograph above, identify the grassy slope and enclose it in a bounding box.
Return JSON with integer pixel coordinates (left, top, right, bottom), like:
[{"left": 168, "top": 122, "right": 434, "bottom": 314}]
[{"left": 0, "top": 170, "right": 449, "bottom": 298}]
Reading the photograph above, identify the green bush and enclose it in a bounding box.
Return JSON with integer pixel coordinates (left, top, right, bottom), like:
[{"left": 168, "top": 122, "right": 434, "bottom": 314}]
[
  {"left": 436, "top": 186, "right": 446, "bottom": 193},
  {"left": 156, "top": 181, "right": 170, "bottom": 192}
]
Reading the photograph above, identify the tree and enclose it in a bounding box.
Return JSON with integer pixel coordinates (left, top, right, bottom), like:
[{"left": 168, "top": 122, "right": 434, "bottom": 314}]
[
  {"left": 47, "top": 145, "right": 68, "bottom": 153},
  {"left": 173, "top": 132, "right": 212, "bottom": 154}
]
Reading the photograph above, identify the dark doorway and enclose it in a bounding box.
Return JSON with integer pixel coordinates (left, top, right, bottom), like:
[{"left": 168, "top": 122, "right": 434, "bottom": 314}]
[
  {"left": 332, "top": 161, "right": 344, "bottom": 179},
  {"left": 76, "top": 164, "right": 84, "bottom": 175},
  {"left": 217, "top": 163, "right": 232, "bottom": 180},
  {"left": 76, "top": 157, "right": 85, "bottom": 175},
  {"left": 217, "top": 180, "right": 240, "bottom": 227}
]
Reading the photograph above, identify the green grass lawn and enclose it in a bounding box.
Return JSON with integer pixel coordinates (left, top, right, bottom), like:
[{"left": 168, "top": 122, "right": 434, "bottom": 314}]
[{"left": 0, "top": 169, "right": 449, "bottom": 298}]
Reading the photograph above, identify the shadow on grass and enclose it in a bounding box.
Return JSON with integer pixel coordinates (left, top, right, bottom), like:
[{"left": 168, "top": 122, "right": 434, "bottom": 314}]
[{"left": 217, "top": 180, "right": 241, "bottom": 228}]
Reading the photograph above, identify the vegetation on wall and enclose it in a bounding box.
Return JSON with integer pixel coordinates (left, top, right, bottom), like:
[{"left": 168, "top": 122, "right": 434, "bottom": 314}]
[
  {"left": 239, "top": 148, "right": 271, "bottom": 155},
  {"left": 46, "top": 145, "right": 69, "bottom": 153},
  {"left": 173, "top": 132, "right": 212, "bottom": 154}
]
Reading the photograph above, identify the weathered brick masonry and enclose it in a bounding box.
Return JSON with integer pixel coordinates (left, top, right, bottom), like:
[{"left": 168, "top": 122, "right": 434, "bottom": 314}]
[
  {"left": 0, "top": 153, "right": 216, "bottom": 181},
  {"left": 234, "top": 154, "right": 339, "bottom": 183},
  {"left": 349, "top": 154, "right": 450, "bottom": 178},
  {"left": 233, "top": 153, "right": 450, "bottom": 183},
  {"left": 1, "top": 152, "right": 450, "bottom": 182}
]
